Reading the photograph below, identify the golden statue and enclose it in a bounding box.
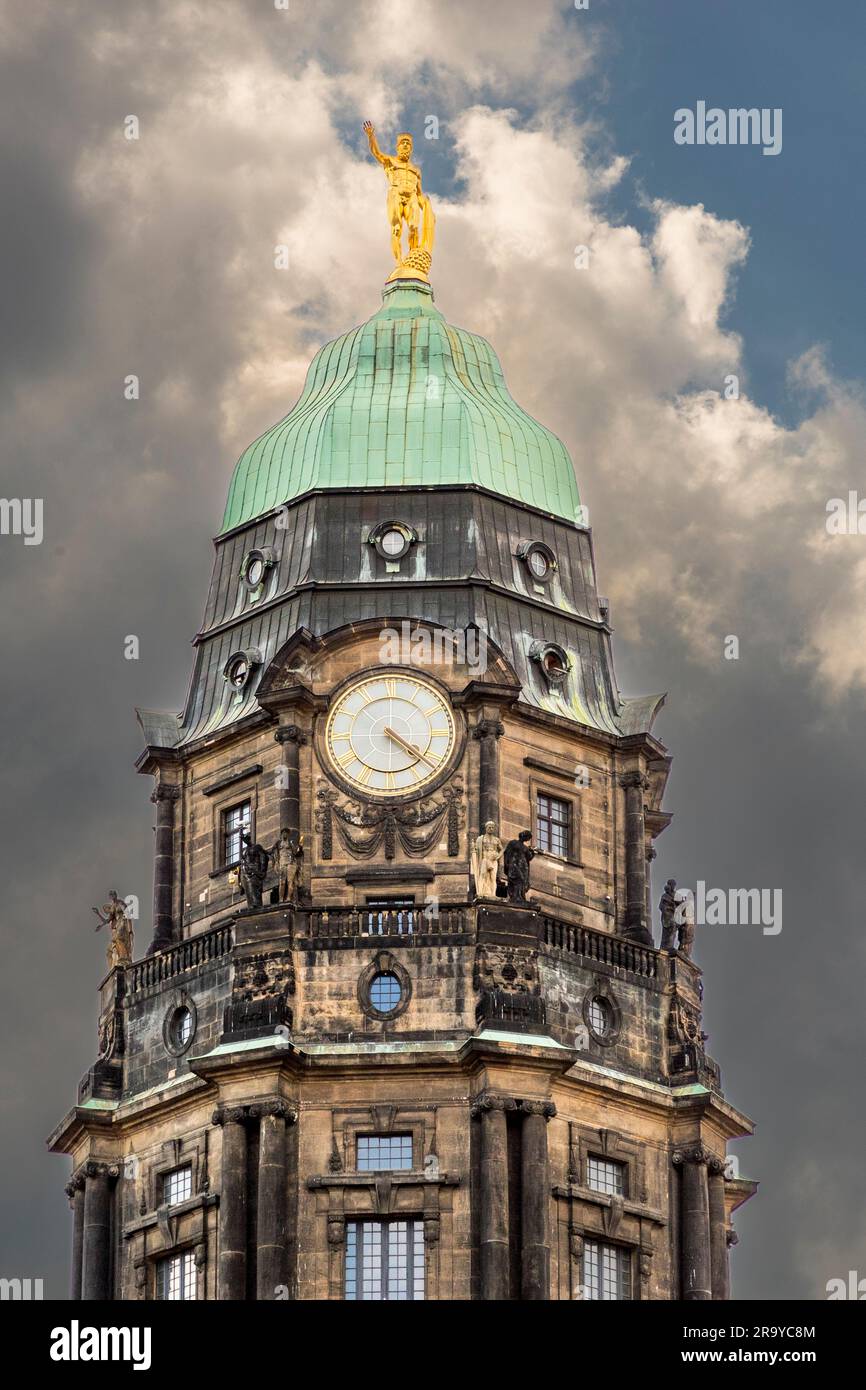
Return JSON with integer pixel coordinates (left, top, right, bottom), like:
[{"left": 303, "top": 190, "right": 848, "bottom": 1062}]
[
  {"left": 92, "top": 890, "right": 135, "bottom": 970},
  {"left": 363, "top": 121, "right": 436, "bottom": 282}
]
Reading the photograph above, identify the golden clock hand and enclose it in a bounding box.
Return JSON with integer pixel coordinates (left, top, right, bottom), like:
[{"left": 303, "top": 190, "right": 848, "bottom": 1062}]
[{"left": 383, "top": 725, "right": 437, "bottom": 769}]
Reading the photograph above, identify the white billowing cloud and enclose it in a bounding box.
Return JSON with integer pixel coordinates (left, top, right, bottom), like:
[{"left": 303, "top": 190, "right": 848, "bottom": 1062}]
[{"left": 12, "top": 0, "right": 865, "bottom": 708}]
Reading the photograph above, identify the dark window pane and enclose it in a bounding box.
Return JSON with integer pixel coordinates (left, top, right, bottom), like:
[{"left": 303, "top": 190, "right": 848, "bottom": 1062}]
[
  {"left": 223, "top": 801, "right": 251, "bottom": 866},
  {"left": 536, "top": 794, "right": 569, "bottom": 858}
]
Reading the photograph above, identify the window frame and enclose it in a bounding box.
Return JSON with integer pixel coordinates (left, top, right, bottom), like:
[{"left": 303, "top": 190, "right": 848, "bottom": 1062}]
[
  {"left": 161, "top": 1164, "right": 193, "bottom": 1207},
  {"left": 220, "top": 798, "right": 252, "bottom": 870},
  {"left": 582, "top": 1239, "right": 631, "bottom": 1301},
  {"left": 586, "top": 1154, "right": 627, "bottom": 1198},
  {"left": 356, "top": 1133, "right": 415, "bottom": 1172},
  {"left": 530, "top": 777, "right": 581, "bottom": 866},
  {"left": 155, "top": 1248, "right": 198, "bottom": 1301},
  {"left": 535, "top": 791, "right": 571, "bottom": 859},
  {"left": 344, "top": 1218, "right": 425, "bottom": 1301}
]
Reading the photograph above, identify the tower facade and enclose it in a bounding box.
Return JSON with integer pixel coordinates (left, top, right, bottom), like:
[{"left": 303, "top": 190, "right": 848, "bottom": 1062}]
[{"left": 49, "top": 270, "right": 755, "bottom": 1301}]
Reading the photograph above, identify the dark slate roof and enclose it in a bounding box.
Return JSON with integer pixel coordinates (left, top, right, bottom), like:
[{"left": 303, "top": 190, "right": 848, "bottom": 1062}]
[{"left": 147, "top": 487, "right": 664, "bottom": 752}]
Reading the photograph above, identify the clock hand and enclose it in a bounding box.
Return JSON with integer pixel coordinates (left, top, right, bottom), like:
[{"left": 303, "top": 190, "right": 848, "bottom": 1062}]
[{"left": 383, "top": 725, "right": 437, "bottom": 769}]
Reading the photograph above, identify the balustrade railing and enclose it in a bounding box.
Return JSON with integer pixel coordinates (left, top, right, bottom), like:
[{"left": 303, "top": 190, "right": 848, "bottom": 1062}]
[{"left": 127, "top": 922, "right": 234, "bottom": 995}]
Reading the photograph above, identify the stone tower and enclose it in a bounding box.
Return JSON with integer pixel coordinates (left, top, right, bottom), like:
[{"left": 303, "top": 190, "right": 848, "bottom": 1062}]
[{"left": 49, "top": 272, "right": 756, "bottom": 1302}]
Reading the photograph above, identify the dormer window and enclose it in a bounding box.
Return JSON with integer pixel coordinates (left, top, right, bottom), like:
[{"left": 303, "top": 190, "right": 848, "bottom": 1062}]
[
  {"left": 529, "top": 640, "right": 571, "bottom": 688},
  {"left": 239, "top": 547, "right": 276, "bottom": 594},
  {"left": 368, "top": 521, "right": 418, "bottom": 566},
  {"left": 223, "top": 648, "right": 261, "bottom": 691},
  {"left": 517, "top": 540, "right": 557, "bottom": 589}
]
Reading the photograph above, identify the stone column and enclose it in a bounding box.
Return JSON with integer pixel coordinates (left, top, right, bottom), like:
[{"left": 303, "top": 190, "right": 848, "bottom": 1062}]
[
  {"left": 254, "top": 1100, "right": 296, "bottom": 1300},
  {"left": 675, "top": 1147, "right": 712, "bottom": 1300},
  {"left": 473, "top": 718, "right": 504, "bottom": 834},
  {"left": 645, "top": 843, "right": 657, "bottom": 943},
  {"left": 148, "top": 783, "right": 181, "bottom": 955},
  {"left": 521, "top": 1102, "right": 555, "bottom": 1300},
  {"left": 274, "top": 725, "right": 307, "bottom": 838},
  {"left": 472, "top": 1093, "right": 513, "bottom": 1300},
  {"left": 619, "top": 772, "right": 653, "bottom": 945},
  {"left": 81, "top": 1162, "right": 114, "bottom": 1300},
  {"left": 66, "top": 1174, "right": 86, "bottom": 1300},
  {"left": 708, "top": 1157, "right": 730, "bottom": 1300},
  {"left": 213, "top": 1105, "right": 249, "bottom": 1300}
]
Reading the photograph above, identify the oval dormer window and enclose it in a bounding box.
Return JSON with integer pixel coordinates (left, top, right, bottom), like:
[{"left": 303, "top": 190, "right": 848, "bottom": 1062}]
[{"left": 517, "top": 540, "right": 557, "bottom": 587}]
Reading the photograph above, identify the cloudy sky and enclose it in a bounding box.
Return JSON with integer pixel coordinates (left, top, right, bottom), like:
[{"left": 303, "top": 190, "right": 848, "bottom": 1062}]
[{"left": 1, "top": 0, "right": 864, "bottom": 1299}]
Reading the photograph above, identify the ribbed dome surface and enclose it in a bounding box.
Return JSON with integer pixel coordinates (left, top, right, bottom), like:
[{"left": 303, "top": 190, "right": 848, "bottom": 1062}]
[{"left": 221, "top": 281, "right": 580, "bottom": 533}]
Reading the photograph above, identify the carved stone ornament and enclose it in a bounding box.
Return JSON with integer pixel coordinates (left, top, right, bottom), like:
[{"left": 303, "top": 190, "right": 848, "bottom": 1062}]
[
  {"left": 473, "top": 943, "right": 539, "bottom": 995},
  {"left": 316, "top": 779, "right": 463, "bottom": 861},
  {"left": 470, "top": 1091, "right": 555, "bottom": 1120},
  {"left": 472, "top": 719, "right": 504, "bottom": 741},
  {"left": 672, "top": 1144, "right": 713, "bottom": 1167},
  {"left": 327, "top": 1216, "right": 346, "bottom": 1247}
]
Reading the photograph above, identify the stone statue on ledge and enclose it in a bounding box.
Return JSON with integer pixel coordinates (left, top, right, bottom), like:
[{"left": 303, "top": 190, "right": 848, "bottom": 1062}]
[
  {"left": 659, "top": 878, "right": 678, "bottom": 951},
  {"left": 503, "top": 831, "right": 535, "bottom": 905},
  {"left": 91, "top": 891, "right": 134, "bottom": 970},
  {"left": 677, "top": 888, "right": 696, "bottom": 959},
  {"left": 239, "top": 833, "right": 270, "bottom": 909},
  {"left": 471, "top": 821, "right": 503, "bottom": 900},
  {"left": 271, "top": 829, "right": 303, "bottom": 905},
  {"left": 659, "top": 878, "right": 696, "bottom": 958}
]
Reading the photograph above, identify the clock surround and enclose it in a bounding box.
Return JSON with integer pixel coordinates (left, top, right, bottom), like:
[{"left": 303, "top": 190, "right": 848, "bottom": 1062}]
[{"left": 318, "top": 667, "right": 465, "bottom": 805}]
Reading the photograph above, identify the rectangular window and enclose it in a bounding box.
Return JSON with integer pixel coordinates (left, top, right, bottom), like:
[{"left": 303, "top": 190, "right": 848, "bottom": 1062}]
[
  {"left": 586, "top": 1156, "right": 626, "bottom": 1197},
  {"left": 156, "top": 1250, "right": 197, "bottom": 1301},
  {"left": 583, "top": 1241, "right": 630, "bottom": 1301},
  {"left": 356, "top": 1134, "right": 414, "bottom": 1172},
  {"left": 536, "top": 793, "right": 570, "bottom": 858},
  {"left": 162, "top": 1165, "right": 193, "bottom": 1207},
  {"left": 222, "top": 800, "right": 251, "bottom": 867},
  {"left": 345, "top": 1219, "right": 425, "bottom": 1301},
  {"left": 365, "top": 896, "right": 416, "bottom": 935}
]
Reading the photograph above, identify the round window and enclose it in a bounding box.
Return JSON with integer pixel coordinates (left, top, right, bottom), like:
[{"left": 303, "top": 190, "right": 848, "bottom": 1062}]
[
  {"left": 369, "top": 972, "right": 402, "bottom": 1014},
  {"left": 240, "top": 548, "right": 275, "bottom": 592},
  {"left": 544, "top": 648, "right": 567, "bottom": 677},
  {"left": 529, "top": 549, "right": 550, "bottom": 579},
  {"left": 164, "top": 999, "right": 197, "bottom": 1055},
  {"left": 171, "top": 1007, "right": 193, "bottom": 1048},
  {"left": 369, "top": 522, "right": 416, "bottom": 562},
  {"left": 588, "top": 996, "right": 611, "bottom": 1037},
  {"left": 380, "top": 528, "right": 406, "bottom": 557},
  {"left": 228, "top": 655, "right": 249, "bottom": 688}
]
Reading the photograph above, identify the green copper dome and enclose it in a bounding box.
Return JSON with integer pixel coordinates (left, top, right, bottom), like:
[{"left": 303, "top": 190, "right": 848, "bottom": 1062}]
[{"left": 221, "top": 281, "right": 580, "bottom": 533}]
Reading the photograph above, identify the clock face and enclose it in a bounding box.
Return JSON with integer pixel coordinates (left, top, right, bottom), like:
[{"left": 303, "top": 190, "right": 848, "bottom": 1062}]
[{"left": 324, "top": 674, "right": 457, "bottom": 797}]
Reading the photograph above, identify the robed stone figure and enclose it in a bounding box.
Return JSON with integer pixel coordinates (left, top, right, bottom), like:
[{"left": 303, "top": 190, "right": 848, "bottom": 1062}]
[
  {"left": 503, "top": 831, "right": 535, "bottom": 905},
  {"left": 239, "top": 833, "right": 269, "bottom": 909}
]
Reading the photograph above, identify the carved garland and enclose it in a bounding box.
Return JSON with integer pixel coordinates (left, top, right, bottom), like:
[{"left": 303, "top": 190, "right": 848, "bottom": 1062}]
[{"left": 315, "top": 780, "right": 463, "bottom": 861}]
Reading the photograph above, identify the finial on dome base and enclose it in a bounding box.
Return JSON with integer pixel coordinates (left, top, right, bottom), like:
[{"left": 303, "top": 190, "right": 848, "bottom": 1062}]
[{"left": 363, "top": 121, "right": 436, "bottom": 284}]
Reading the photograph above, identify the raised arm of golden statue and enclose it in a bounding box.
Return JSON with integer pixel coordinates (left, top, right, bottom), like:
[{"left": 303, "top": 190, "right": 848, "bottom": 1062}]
[{"left": 363, "top": 121, "right": 436, "bottom": 283}]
